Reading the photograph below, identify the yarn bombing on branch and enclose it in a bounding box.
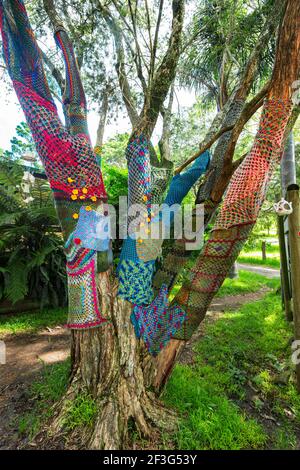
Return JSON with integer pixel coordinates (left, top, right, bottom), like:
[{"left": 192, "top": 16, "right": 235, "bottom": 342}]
[
  {"left": 171, "top": 98, "right": 293, "bottom": 341},
  {"left": 117, "top": 139, "right": 210, "bottom": 352},
  {"left": 117, "top": 146, "right": 211, "bottom": 306},
  {"left": 0, "top": 0, "right": 108, "bottom": 329},
  {"left": 131, "top": 284, "right": 186, "bottom": 356},
  {"left": 136, "top": 151, "right": 210, "bottom": 262}
]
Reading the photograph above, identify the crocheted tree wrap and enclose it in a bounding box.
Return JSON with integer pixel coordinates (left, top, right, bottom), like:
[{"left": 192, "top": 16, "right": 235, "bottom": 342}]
[
  {"left": 172, "top": 98, "right": 293, "bottom": 340},
  {"left": 65, "top": 237, "right": 106, "bottom": 328},
  {"left": 71, "top": 206, "right": 110, "bottom": 252},
  {"left": 117, "top": 147, "right": 210, "bottom": 305},
  {"left": 14, "top": 82, "right": 106, "bottom": 215},
  {"left": 117, "top": 259, "right": 154, "bottom": 305},
  {"left": 0, "top": 1, "right": 108, "bottom": 329},
  {"left": 131, "top": 285, "right": 186, "bottom": 356},
  {"left": 197, "top": 99, "right": 244, "bottom": 203},
  {"left": 215, "top": 99, "right": 292, "bottom": 229},
  {"left": 152, "top": 153, "right": 211, "bottom": 291},
  {"left": 126, "top": 134, "right": 151, "bottom": 229}
]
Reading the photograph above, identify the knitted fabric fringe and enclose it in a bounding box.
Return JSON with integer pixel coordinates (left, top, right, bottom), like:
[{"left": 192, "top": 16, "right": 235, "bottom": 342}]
[{"left": 171, "top": 98, "right": 293, "bottom": 340}]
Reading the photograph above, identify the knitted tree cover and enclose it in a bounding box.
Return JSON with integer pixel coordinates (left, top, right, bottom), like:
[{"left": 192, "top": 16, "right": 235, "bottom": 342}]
[
  {"left": 131, "top": 285, "right": 186, "bottom": 356},
  {"left": 117, "top": 148, "right": 210, "bottom": 305},
  {"left": 197, "top": 100, "right": 244, "bottom": 203},
  {"left": 117, "top": 141, "right": 209, "bottom": 352},
  {"left": 0, "top": 0, "right": 108, "bottom": 328},
  {"left": 171, "top": 98, "right": 293, "bottom": 340},
  {"left": 153, "top": 101, "right": 244, "bottom": 293}
]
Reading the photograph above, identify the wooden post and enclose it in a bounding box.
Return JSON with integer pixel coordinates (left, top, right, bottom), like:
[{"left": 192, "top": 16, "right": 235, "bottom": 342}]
[
  {"left": 287, "top": 184, "right": 300, "bottom": 392},
  {"left": 262, "top": 240, "right": 267, "bottom": 260},
  {"left": 278, "top": 215, "right": 293, "bottom": 321},
  {"left": 228, "top": 261, "right": 239, "bottom": 279}
]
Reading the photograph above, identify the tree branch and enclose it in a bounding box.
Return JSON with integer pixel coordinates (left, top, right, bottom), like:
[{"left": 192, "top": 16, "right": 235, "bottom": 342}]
[{"left": 135, "top": 0, "right": 185, "bottom": 137}]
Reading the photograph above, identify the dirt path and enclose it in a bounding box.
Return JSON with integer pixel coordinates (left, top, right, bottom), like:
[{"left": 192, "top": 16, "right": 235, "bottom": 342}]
[
  {"left": 237, "top": 262, "right": 280, "bottom": 278},
  {"left": 0, "top": 327, "right": 70, "bottom": 449}
]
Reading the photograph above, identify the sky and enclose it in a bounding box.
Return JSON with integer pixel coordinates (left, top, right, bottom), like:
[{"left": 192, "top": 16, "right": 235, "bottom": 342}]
[{"left": 0, "top": 79, "right": 196, "bottom": 152}]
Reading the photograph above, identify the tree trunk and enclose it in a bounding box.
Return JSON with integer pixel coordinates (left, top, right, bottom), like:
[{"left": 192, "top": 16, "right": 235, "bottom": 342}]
[
  {"left": 95, "top": 87, "right": 110, "bottom": 149},
  {"left": 48, "top": 271, "right": 176, "bottom": 449}
]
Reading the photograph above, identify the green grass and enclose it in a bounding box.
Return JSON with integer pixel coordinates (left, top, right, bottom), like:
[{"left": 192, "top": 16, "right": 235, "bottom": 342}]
[
  {"left": 18, "top": 359, "right": 70, "bottom": 439},
  {"left": 17, "top": 359, "right": 98, "bottom": 439},
  {"left": 238, "top": 255, "right": 280, "bottom": 269},
  {"left": 0, "top": 307, "right": 67, "bottom": 336},
  {"left": 217, "top": 270, "right": 279, "bottom": 297},
  {"left": 62, "top": 393, "right": 97, "bottom": 431},
  {"left": 238, "top": 244, "right": 280, "bottom": 268},
  {"left": 163, "top": 291, "right": 300, "bottom": 450}
]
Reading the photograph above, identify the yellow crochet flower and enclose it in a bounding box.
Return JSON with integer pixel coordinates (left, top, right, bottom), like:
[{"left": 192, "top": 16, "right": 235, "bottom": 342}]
[
  {"left": 90, "top": 196, "right": 97, "bottom": 202},
  {"left": 68, "top": 177, "right": 74, "bottom": 183},
  {"left": 85, "top": 206, "right": 92, "bottom": 211},
  {"left": 71, "top": 194, "right": 77, "bottom": 200},
  {"left": 79, "top": 195, "right": 85, "bottom": 200},
  {"left": 72, "top": 213, "right": 79, "bottom": 219},
  {"left": 82, "top": 187, "right": 88, "bottom": 194},
  {"left": 72, "top": 189, "right": 79, "bottom": 195}
]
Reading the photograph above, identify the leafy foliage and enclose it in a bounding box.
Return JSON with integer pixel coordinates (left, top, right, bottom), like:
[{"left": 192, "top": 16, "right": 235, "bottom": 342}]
[{"left": 0, "top": 157, "right": 67, "bottom": 308}]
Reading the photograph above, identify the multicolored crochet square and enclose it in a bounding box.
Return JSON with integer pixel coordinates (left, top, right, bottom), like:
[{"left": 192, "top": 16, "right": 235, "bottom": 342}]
[
  {"left": 71, "top": 206, "right": 110, "bottom": 252},
  {"left": 117, "top": 259, "right": 154, "bottom": 305},
  {"left": 131, "top": 285, "right": 186, "bottom": 356},
  {"left": 65, "top": 238, "right": 106, "bottom": 329}
]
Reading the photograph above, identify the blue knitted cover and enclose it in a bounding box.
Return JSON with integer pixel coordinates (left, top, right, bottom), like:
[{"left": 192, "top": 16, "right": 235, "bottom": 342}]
[
  {"left": 117, "top": 150, "right": 211, "bottom": 306},
  {"left": 164, "top": 151, "right": 210, "bottom": 207},
  {"left": 70, "top": 206, "right": 110, "bottom": 252},
  {"left": 131, "top": 284, "right": 186, "bottom": 355}
]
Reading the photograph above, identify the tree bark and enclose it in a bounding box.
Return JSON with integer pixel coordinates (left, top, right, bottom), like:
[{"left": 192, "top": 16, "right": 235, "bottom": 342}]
[{"left": 47, "top": 271, "right": 176, "bottom": 449}]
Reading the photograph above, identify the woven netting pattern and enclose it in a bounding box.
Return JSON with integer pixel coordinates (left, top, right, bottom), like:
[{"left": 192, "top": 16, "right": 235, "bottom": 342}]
[
  {"left": 171, "top": 98, "right": 292, "bottom": 340},
  {"left": 215, "top": 99, "right": 292, "bottom": 230},
  {"left": 172, "top": 223, "right": 253, "bottom": 339}
]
